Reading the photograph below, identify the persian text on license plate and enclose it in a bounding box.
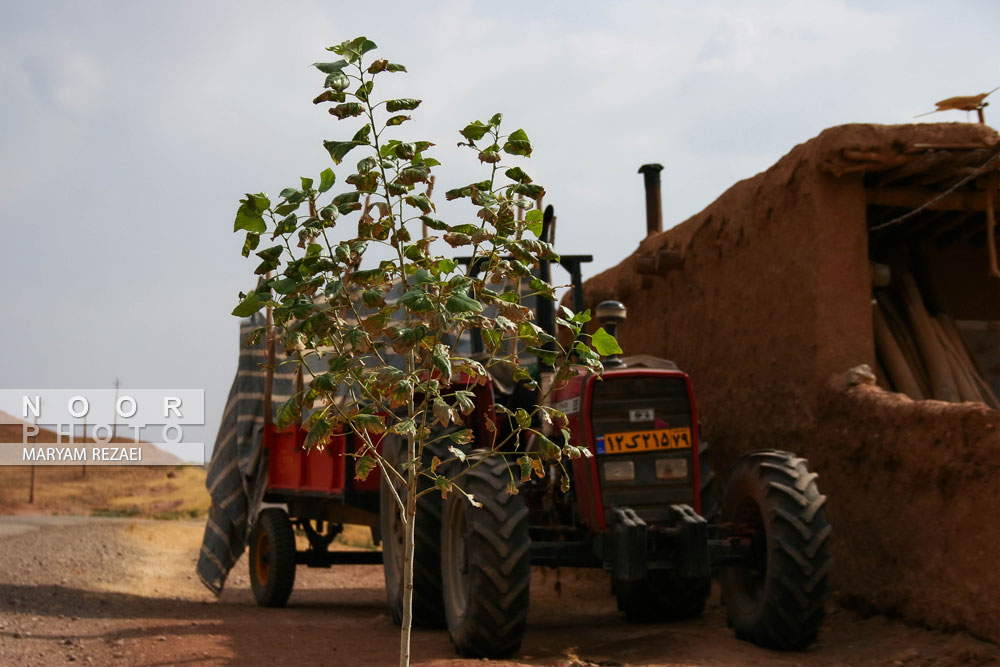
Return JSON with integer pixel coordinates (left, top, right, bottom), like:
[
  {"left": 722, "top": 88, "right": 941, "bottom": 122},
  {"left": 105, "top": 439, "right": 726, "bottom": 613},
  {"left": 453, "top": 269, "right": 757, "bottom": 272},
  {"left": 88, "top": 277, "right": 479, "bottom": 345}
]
[{"left": 597, "top": 427, "right": 692, "bottom": 454}]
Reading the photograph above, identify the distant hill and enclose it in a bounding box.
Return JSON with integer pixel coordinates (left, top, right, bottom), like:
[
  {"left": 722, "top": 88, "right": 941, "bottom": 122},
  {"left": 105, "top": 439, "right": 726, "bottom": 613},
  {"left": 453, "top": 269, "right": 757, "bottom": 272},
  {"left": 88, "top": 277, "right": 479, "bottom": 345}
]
[{"left": 0, "top": 410, "right": 184, "bottom": 464}]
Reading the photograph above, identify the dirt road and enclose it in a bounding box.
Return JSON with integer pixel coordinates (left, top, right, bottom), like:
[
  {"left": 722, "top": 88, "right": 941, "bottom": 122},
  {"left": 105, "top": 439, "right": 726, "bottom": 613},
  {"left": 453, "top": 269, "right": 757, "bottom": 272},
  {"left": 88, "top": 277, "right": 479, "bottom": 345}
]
[{"left": 0, "top": 516, "right": 997, "bottom": 666}]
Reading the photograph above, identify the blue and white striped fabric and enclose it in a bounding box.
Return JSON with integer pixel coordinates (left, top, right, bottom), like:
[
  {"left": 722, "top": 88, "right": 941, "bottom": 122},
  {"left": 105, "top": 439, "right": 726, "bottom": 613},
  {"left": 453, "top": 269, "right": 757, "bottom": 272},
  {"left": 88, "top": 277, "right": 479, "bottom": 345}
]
[{"left": 197, "top": 315, "right": 296, "bottom": 595}]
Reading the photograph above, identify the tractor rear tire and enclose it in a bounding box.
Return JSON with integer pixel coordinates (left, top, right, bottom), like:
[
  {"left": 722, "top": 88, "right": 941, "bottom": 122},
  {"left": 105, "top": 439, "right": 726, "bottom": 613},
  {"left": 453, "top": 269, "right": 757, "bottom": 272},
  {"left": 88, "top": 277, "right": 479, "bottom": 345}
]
[
  {"left": 380, "top": 436, "right": 447, "bottom": 628},
  {"left": 249, "top": 507, "right": 296, "bottom": 607},
  {"left": 441, "top": 456, "right": 530, "bottom": 659},
  {"left": 698, "top": 439, "right": 719, "bottom": 521},
  {"left": 617, "top": 572, "right": 711, "bottom": 622},
  {"left": 719, "top": 450, "right": 831, "bottom": 650}
]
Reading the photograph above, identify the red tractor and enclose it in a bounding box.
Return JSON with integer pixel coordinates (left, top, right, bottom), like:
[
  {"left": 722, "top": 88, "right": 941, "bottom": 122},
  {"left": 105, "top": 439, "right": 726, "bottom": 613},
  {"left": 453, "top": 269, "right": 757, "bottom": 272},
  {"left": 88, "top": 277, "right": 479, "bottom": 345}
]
[{"left": 247, "top": 208, "right": 832, "bottom": 660}]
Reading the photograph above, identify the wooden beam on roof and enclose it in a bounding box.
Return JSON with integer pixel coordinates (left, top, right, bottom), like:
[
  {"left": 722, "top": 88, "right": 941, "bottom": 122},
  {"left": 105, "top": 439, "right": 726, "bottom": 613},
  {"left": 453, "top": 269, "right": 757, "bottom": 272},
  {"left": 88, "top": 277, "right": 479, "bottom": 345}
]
[
  {"left": 871, "top": 150, "right": 957, "bottom": 189},
  {"left": 867, "top": 186, "right": 991, "bottom": 212}
]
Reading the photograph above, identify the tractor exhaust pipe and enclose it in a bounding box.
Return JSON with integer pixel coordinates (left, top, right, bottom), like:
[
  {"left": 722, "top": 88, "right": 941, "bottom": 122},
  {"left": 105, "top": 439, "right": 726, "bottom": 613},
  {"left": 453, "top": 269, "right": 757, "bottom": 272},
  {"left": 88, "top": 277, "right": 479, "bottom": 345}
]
[{"left": 638, "top": 163, "right": 664, "bottom": 237}]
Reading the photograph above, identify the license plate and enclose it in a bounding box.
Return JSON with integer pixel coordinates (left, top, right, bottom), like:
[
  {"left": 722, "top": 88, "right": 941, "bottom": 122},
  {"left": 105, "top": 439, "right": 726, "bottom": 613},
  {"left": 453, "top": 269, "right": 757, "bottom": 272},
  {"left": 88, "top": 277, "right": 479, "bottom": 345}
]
[{"left": 597, "top": 427, "right": 692, "bottom": 455}]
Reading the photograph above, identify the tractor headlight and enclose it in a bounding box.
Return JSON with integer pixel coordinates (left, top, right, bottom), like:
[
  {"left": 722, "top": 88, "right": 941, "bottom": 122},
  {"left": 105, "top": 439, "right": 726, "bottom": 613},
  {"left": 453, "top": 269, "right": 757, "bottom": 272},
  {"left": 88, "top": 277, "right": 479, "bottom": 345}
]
[
  {"left": 603, "top": 460, "right": 635, "bottom": 482},
  {"left": 655, "top": 457, "right": 688, "bottom": 480}
]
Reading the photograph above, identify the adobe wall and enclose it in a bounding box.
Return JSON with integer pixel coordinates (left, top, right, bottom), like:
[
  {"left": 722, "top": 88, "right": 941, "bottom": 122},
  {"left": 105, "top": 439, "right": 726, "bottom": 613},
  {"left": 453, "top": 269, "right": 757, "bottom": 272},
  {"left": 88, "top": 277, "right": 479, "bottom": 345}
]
[{"left": 580, "top": 123, "right": 1000, "bottom": 641}]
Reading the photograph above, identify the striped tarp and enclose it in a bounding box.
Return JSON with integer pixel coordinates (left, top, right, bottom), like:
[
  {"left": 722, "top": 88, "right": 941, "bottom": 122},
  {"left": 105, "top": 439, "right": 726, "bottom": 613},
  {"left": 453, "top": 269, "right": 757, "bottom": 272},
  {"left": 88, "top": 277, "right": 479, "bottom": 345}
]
[{"left": 197, "top": 315, "right": 297, "bottom": 595}]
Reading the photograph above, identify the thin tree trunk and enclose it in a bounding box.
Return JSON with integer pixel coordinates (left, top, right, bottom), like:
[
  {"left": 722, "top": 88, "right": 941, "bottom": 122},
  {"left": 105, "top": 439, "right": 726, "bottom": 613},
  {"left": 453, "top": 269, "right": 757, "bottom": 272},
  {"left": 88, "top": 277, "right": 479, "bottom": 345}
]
[{"left": 399, "top": 434, "right": 418, "bottom": 667}]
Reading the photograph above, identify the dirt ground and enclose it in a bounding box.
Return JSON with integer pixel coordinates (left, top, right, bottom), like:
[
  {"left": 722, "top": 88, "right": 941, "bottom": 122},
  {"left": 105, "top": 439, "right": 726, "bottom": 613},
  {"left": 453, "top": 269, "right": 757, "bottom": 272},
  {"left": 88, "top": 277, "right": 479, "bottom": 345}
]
[{"left": 1, "top": 516, "right": 998, "bottom": 666}]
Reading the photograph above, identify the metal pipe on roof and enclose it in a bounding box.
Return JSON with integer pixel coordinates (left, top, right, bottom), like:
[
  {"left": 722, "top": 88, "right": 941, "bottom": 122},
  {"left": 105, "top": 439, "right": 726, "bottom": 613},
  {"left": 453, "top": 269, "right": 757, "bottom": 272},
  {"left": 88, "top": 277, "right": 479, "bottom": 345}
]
[{"left": 638, "top": 163, "right": 664, "bottom": 237}]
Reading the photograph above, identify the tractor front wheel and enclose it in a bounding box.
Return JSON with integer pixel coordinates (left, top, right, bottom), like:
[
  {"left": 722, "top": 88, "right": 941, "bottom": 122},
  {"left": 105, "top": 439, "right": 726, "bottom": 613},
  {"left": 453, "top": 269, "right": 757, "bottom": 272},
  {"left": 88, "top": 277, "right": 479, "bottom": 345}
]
[
  {"left": 249, "top": 507, "right": 296, "bottom": 607},
  {"left": 719, "top": 450, "right": 831, "bottom": 650},
  {"left": 441, "top": 456, "right": 530, "bottom": 659}
]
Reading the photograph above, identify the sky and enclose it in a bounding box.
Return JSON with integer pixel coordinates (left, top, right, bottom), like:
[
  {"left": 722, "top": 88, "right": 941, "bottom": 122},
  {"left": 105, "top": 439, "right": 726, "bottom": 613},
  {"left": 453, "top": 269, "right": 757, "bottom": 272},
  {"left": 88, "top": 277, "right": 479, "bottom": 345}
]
[{"left": 2, "top": 0, "right": 999, "bottom": 458}]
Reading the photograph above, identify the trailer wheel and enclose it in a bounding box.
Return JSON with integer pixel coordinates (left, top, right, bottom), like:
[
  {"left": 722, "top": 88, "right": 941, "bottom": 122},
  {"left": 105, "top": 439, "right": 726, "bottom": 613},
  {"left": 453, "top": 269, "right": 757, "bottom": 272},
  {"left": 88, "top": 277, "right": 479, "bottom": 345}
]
[
  {"left": 720, "top": 450, "right": 831, "bottom": 650},
  {"left": 249, "top": 507, "right": 296, "bottom": 607},
  {"left": 441, "top": 456, "right": 530, "bottom": 659},
  {"left": 380, "top": 436, "right": 447, "bottom": 628},
  {"left": 617, "top": 572, "right": 711, "bottom": 621}
]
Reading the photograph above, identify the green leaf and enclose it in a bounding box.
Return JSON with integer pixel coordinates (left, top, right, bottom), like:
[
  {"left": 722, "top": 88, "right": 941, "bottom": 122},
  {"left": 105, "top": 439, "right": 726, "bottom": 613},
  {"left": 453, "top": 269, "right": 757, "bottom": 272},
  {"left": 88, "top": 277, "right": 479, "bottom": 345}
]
[
  {"left": 481, "top": 328, "right": 501, "bottom": 350},
  {"left": 385, "top": 114, "right": 410, "bottom": 126},
  {"left": 442, "top": 232, "right": 471, "bottom": 247},
  {"left": 460, "top": 121, "right": 490, "bottom": 142},
  {"left": 232, "top": 292, "right": 265, "bottom": 317},
  {"left": 433, "top": 398, "right": 454, "bottom": 427},
  {"left": 385, "top": 98, "right": 421, "bottom": 112},
  {"left": 505, "top": 166, "right": 532, "bottom": 183},
  {"left": 515, "top": 408, "right": 530, "bottom": 429},
  {"left": 352, "top": 124, "right": 372, "bottom": 143},
  {"left": 518, "top": 455, "right": 532, "bottom": 483},
  {"left": 444, "top": 186, "right": 471, "bottom": 201},
  {"left": 276, "top": 397, "right": 301, "bottom": 430},
  {"left": 434, "top": 475, "right": 452, "bottom": 498},
  {"left": 351, "top": 412, "right": 386, "bottom": 433},
  {"left": 355, "top": 80, "right": 373, "bottom": 102},
  {"left": 420, "top": 216, "right": 448, "bottom": 231},
  {"left": 312, "top": 90, "right": 338, "bottom": 105},
  {"left": 386, "top": 63, "right": 407, "bottom": 72},
  {"left": 234, "top": 194, "right": 269, "bottom": 233},
  {"left": 272, "top": 277, "right": 296, "bottom": 295},
  {"left": 446, "top": 289, "right": 483, "bottom": 314},
  {"left": 330, "top": 36, "right": 377, "bottom": 64},
  {"left": 324, "top": 71, "right": 350, "bottom": 91},
  {"left": 512, "top": 182, "right": 545, "bottom": 199},
  {"left": 333, "top": 190, "right": 362, "bottom": 208},
  {"left": 256, "top": 244, "right": 283, "bottom": 263},
  {"left": 404, "top": 193, "right": 432, "bottom": 214},
  {"left": 355, "top": 455, "right": 376, "bottom": 481},
  {"left": 431, "top": 344, "right": 452, "bottom": 383},
  {"left": 399, "top": 287, "right": 433, "bottom": 312},
  {"left": 448, "top": 429, "right": 474, "bottom": 445},
  {"left": 274, "top": 202, "right": 299, "bottom": 216},
  {"left": 390, "top": 419, "right": 416, "bottom": 436},
  {"left": 328, "top": 102, "right": 365, "bottom": 119},
  {"left": 525, "top": 210, "right": 543, "bottom": 238},
  {"left": 318, "top": 168, "right": 336, "bottom": 193},
  {"left": 304, "top": 418, "right": 331, "bottom": 449},
  {"left": 397, "top": 165, "right": 429, "bottom": 186},
  {"left": 300, "top": 176, "right": 314, "bottom": 191},
  {"left": 454, "top": 389, "right": 475, "bottom": 415},
  {"left": 345, "top": 171, "right": 379, "bottom": 193},
  {"left": 242, "top": 232, "right": 260, "bottom": 257},
  {"left": 489, "top": 112, "right": 503, "bottom": 127},
  {"left": 313, "top": 59, "right": 348, "bottom": 74},
  {"left": 502, "top": 128, "right": 532, "bottom": 156},
  {"left": 592, "top": 327, "right": 623, "bottom": 356},
  {"left": 538, "top": 434, "right": 561, "bottom": 460},
  {"left": 324, "top": 140, "right": 361, "bottom": 164}
]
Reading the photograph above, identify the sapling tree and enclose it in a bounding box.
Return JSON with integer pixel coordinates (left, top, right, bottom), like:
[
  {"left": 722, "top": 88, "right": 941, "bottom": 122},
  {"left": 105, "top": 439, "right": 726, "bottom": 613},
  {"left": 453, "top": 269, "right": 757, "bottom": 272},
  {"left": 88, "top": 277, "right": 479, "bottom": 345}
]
[{"left": 231, "top": 36, "right": 621, "bottom": 666}]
